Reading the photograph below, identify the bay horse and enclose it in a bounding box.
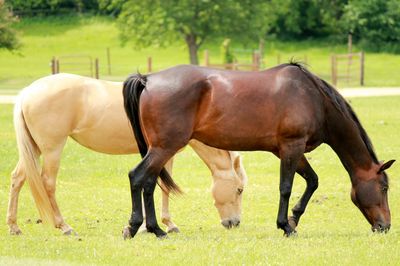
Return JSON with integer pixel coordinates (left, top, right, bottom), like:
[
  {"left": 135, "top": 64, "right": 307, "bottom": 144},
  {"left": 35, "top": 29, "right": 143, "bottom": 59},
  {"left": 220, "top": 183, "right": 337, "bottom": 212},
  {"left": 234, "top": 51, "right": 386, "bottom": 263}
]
[
  {"left": 7, "top": 73, "right": 247, "bottom": 235},
  {"left": 122, "top": 63, "right": 395, "bottom": 239}
]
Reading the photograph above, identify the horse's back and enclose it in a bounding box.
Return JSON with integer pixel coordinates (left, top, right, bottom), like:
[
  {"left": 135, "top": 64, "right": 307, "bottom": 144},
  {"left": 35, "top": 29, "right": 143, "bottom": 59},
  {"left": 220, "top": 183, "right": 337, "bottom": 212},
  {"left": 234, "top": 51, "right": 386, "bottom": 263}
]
[
  {"left": 18, "top": 74, "right": 137, "bottom": 154},
  {"left": 143, "top": 64, "right": 325, "bottom": 151}
]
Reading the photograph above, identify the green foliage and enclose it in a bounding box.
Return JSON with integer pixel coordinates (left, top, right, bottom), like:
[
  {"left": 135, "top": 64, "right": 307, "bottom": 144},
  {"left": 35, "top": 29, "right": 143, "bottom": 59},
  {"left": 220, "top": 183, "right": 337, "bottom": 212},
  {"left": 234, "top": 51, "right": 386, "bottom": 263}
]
[
  {"left": 1, "top": 15, "right": 400, "bottom": 92},
  {"left": 8, "top": 0, "right": 101, "bottom": 15},
  {"left": 0, "top": 1, "right": 19, "bottom": 50},
  {"left": 267, "top": 0, "right": 348, "bottom": 39},
  {"left": 342, "top": 0, "right": 400, "bottom": 53},
  {"left": 117, "top": 0, "right": 272, "bottom": 64}
]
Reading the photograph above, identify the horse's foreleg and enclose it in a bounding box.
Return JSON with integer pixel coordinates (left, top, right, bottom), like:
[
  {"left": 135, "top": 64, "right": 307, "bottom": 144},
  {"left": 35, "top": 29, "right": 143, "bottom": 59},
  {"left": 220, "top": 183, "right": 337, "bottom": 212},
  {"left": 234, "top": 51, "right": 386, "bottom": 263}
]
[
  {"left": 277, "top": 140, "right": 305, "bottom": 236},
  {"left": 42, "top": 152, "right": 74, "bottom": 235},
  {"left": 288, "top": 156, "right": 319, "bottom": 230},
  {"left": 160, "top": 159, "right": 179, "bottom": 233},
  {"left": 7, "top": 161, "right": 26, "bottom": 235}
]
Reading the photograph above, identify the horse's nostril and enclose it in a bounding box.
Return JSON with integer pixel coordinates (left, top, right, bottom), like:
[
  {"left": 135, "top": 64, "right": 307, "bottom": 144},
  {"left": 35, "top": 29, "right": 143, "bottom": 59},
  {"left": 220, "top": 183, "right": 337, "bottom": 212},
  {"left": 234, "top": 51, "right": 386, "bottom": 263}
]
[{"left": 372, "top": 223, "right": 391, "bottom": 233}]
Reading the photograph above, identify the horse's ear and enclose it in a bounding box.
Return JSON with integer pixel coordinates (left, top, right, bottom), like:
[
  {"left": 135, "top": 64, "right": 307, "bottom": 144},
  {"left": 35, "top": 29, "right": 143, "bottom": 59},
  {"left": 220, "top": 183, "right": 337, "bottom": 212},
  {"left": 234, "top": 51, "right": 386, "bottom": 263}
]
[{"left": 378, "top": 160, "right": 396, "bottom": 173}]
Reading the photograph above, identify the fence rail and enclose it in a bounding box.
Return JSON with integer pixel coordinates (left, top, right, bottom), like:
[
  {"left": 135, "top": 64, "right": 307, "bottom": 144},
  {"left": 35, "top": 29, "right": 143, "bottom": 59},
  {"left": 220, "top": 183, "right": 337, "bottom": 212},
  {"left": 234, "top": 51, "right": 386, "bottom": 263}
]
[
  {"left": 331, "top": 52, "right": 364, "bottom": 86},
  {"left": 203, "top": 50, "right": 261, "bottom": 71}
]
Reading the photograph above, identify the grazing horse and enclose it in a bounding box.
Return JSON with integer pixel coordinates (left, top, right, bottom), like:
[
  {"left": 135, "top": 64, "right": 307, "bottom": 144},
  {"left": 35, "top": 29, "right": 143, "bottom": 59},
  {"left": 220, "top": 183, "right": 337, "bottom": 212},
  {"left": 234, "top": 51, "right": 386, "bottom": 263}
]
[
  {"left": 122, "top": 63, "right": 395, "bottom": 239},
  {"left": 7, "top": 74, "right": 247, "bottom": 235}
]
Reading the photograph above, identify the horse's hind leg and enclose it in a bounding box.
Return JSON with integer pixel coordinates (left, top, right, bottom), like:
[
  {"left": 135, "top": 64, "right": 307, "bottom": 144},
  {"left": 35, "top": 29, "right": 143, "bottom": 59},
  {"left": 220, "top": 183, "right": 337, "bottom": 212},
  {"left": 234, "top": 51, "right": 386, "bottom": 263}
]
[
  {"left": 123, "top": 148, "right": 176, "bottom": 239},
  {"left": 7, "top": 161, "right": 26, "bottom": 235},
  {"left": 288, "top": 155, "right": 318, "bottom": 230},
  {"left": 160, "top": 159, "right": 179, "bottom": 233},
  {"left": 41, "top": 150, "right": 74, "bottom": 235},
  {"left": 135, "top": 159, "right": 178, "bottom": 234}
]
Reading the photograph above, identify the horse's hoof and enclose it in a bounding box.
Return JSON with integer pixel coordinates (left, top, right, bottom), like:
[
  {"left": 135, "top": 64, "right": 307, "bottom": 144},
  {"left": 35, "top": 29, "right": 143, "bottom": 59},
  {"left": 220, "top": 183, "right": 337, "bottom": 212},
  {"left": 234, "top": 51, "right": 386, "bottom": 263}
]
[
  {"left": 122, "top": 226, "right": 132, "bottom": 240},
  {"left": 288, "top": 216, "right": 297, "bottom": 230},
  {"left": 284, "top": 229, "right": 297, "bottom": 237},
  {"left": 10, "top": 228, "right": 22, "bottom": 235},
  {"left": 167, "top": 227, "right": 180, "bottom": 233},
  {"left": 157, "top": 233, "right": 169, "bottom": 240},
  {"left": 63, "top": 229, "right": 78, "bottom": 236}
]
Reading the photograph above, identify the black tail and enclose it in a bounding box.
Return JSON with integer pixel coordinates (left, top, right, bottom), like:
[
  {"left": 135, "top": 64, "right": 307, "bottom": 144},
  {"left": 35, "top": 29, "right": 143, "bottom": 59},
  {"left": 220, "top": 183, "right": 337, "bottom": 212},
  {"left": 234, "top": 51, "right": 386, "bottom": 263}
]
[{"left": 122, "top": 74, "right": 182, "bottom": 194}]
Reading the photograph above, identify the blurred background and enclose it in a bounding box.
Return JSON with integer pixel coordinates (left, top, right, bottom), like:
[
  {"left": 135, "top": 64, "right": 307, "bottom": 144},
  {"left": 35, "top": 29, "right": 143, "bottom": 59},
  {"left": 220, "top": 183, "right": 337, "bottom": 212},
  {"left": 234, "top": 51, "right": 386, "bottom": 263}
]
[{"left": 1, "top": 0, "right": 400, "bottom": 93}]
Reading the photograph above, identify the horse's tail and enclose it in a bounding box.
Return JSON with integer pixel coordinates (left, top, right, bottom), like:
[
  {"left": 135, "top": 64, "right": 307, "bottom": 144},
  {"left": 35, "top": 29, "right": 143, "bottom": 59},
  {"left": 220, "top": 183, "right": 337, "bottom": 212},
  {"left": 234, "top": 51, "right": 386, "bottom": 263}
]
[
  {"left": 13, "top": 92, "right": 56, "bottom": 226},
  {"left": 122, "top": 74, "right": 182, "bottom": 194}
]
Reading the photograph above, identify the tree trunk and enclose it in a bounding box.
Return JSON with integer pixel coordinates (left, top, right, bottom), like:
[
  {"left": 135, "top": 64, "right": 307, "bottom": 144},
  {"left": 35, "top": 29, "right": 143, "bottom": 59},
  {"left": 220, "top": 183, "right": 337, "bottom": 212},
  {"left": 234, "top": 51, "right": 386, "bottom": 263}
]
[{"left": 185, "top": 34, "right": 199, "bottom": 65}]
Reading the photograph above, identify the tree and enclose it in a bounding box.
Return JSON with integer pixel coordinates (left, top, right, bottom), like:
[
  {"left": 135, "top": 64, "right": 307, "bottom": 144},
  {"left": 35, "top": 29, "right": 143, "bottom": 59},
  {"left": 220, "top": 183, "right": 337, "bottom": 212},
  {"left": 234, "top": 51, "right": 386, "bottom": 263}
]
[
  {"left": 268, "top": 0, "right": 348, "bottom": 39},
  {"left": 0, "top": 0, "right": 19, "bottom": 50},
  {"left": 342, "top": 0, "right": 400, "bottom": 53},
  {"left": 117, "top": 0, "right": 272, "bottom": 65}
]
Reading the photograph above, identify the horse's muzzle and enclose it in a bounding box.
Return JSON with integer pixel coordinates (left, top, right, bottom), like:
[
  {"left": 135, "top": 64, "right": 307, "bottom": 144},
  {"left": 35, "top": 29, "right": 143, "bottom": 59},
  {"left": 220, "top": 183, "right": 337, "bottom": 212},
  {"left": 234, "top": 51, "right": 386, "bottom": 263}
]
[
  {"left": 221, "top": 218, "right": 240, "bottom": 229},
  {"left": 372, "top": 223, "right": 391, "bottom": 233}
]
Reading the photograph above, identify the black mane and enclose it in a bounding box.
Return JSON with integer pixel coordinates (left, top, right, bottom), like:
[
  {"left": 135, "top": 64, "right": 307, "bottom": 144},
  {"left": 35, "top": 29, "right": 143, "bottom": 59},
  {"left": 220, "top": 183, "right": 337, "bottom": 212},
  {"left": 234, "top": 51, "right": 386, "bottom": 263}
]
[{"left": 288, "top": 62, "right": 379, "bottom": 164}]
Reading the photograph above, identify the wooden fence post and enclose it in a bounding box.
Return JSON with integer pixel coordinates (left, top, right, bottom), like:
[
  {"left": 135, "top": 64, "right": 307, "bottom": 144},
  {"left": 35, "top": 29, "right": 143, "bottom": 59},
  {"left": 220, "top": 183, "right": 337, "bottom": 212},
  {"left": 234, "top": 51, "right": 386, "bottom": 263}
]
[
  {"left": 252, "top": 51, "right": 260, "bottom": 71},
  {"left": 95, "top": 58, "right": 99, "bottom": 79},
  {"left": 360, "top": 51, "right": 365, "bottom": 86},
  {"left": 147, "top": 57, "right": 152, "bottom": 73},
  {"left": 56, "top": 59, "right": 60, "bottom": 73},
  {"left": 51, "top": 57, "right": 57, "bottom": 74}
]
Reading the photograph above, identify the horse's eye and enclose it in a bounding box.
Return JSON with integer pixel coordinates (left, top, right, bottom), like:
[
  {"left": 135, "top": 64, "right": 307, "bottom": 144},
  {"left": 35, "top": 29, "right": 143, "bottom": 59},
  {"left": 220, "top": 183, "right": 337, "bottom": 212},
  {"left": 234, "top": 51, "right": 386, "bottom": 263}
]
[
  {"left": 237, "top": 188, "right": 243, "bottom": 195},
  {"left": 382, "top": 187, "right": 388, "bottom": 193}
]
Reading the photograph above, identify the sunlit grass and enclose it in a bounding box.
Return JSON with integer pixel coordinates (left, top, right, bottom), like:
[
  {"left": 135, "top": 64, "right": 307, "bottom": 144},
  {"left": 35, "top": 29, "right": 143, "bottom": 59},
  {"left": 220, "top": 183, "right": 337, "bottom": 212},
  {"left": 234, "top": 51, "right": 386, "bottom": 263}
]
[{"left": 0, "top": 96, "right": 399, "bottom": 264}]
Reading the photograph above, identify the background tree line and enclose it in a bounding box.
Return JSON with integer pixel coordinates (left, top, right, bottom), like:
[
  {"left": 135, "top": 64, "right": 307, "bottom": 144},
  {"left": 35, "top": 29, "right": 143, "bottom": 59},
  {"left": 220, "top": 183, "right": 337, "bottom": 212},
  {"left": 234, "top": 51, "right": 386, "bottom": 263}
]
[{"left": 2, "top": 0, "right": 400, "bottom": 64}]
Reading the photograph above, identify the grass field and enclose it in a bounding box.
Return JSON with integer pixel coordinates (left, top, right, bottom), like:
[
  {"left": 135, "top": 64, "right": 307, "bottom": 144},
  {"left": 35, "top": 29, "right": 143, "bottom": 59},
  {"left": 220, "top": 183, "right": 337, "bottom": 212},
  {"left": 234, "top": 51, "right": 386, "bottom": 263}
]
[
  {"left": 1, "top": 14, "right": 400, "bottom": 94},
  {"left": 0, "top": 95, "right": 399, "bottom": 265}
]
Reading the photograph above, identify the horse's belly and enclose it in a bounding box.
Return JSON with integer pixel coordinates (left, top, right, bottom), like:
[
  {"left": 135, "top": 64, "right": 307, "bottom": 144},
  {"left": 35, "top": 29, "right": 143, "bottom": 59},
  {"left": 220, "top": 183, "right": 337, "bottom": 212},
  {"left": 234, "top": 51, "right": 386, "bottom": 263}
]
[
  {"left": 71, "top": 127, "right": 139, "bottom": 155},
  {"left": 193, "top": 127, "right": 279, "bottom": 152}
]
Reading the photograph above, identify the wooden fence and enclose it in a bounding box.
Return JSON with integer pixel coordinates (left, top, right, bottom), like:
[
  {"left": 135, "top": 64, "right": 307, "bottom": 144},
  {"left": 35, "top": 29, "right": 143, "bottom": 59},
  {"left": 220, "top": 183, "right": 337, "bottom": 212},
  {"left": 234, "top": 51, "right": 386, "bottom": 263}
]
[
  {"left": 204, "top": 50, "right": 261, "bottom": 71},
  {"left": 331, "top": 52, "right": 365, "bottom": 86},
  {"left": 51, "top": 55, "right": 99, "bottom": 79},
  {"left": 51, "top": 54, "right": 153, "bottom": 79}
]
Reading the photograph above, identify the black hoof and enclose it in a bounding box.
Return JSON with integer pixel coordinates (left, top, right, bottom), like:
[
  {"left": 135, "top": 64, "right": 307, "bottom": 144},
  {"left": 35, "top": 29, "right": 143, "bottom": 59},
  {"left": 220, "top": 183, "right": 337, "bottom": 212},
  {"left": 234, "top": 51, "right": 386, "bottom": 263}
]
[
  {"left": 157, "top": 233, "right": 169, "bottom": 240},
  {"left": 284, "top": 229, "right": 297, "bottom": 237},
  {"left": 153, "top": 228, "right": 167, "bottom": 239}
]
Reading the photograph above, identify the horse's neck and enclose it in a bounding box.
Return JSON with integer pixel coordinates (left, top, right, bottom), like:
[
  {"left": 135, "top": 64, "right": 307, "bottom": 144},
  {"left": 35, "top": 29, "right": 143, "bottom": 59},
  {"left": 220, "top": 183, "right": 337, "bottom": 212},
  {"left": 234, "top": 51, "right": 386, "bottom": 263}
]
[{"left": 325, "top": 112, "right": 375, "bottom": 183}]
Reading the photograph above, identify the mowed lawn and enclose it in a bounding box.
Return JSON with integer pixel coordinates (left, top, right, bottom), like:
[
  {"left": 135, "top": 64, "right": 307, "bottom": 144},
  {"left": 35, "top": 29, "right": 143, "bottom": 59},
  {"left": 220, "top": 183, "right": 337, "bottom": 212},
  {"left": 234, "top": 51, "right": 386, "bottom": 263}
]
[{"left": 0, "top": 95, "right": 399, "bottom": 265}]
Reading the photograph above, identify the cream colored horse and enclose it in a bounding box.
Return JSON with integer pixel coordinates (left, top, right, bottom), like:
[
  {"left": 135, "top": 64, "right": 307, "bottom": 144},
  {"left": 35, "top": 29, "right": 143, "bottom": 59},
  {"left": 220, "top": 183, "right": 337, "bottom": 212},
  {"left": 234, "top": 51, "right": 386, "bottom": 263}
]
[{"left": 7, "top": 73, "right": 248, "bottom": 235}]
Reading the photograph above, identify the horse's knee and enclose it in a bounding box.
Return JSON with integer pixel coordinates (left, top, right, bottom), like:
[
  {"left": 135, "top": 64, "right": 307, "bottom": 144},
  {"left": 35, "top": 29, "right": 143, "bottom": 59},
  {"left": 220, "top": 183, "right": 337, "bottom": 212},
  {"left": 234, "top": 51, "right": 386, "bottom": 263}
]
[
  {"left": 279, "top": 182, "right": 292, "bottom": 199},
  {"left": 10, "top": 177, "right": 25, "bottom": 192},
  {"left": 10, "top": 167, "right": 26, "bottom": 190}
]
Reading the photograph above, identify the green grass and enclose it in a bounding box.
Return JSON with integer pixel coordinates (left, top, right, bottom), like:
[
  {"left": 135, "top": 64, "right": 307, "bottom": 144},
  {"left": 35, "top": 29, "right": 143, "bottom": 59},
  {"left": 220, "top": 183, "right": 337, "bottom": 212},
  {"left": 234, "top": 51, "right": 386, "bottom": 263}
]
[
  {"left": 0, "top": 14, "right": 400, "bottom": 93},
  {"left": 0, "top": 96, "right": 400, "bottom": 265}
]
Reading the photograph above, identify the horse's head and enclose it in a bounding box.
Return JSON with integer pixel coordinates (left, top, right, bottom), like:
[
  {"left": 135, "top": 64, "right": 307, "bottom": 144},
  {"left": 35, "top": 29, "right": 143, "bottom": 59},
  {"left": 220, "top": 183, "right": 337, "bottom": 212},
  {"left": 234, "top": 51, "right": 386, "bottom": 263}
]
[
  {"left": 351, "top": 160, "right": 395, "bottom": 232},
  {"left": 211, "top": 153, "right": 247, "bottom": 229}
]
